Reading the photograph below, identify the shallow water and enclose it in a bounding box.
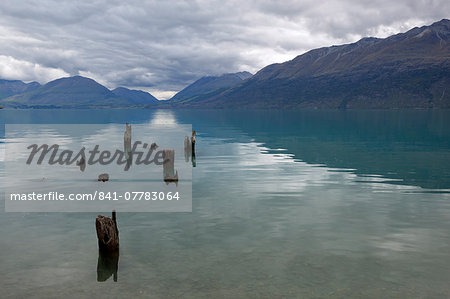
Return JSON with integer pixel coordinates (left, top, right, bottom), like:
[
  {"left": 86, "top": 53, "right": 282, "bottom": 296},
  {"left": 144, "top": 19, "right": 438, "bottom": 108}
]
[{"left": 1, "top": 109, "right": 450, "bottom": 298}]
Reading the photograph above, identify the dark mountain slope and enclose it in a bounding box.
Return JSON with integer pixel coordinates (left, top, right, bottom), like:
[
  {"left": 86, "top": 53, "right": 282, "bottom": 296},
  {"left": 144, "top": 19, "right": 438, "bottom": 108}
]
[
  {"left": 169, "top": 71, "right": 252, "bottom": 104},
  {"left": 2, "top": 76, "right": 129, "bottom": 107},
  {"left": 0, "top": 79, "right": 40, "bottom": 99},
  {"left": 205, "top": 19, "right": 450, "bottom": 108},
  {"left": 112, "top": 87, "right": 159, "bottom": 104},
  {"left": 1, "top": 76, "right": 160, "bottom": 108}
]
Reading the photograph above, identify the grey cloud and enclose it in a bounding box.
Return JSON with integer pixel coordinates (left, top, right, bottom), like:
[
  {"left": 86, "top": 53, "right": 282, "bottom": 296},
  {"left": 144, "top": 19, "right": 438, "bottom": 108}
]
[{"left": 0, "top": 0, "right": 448, "bottom": 98}]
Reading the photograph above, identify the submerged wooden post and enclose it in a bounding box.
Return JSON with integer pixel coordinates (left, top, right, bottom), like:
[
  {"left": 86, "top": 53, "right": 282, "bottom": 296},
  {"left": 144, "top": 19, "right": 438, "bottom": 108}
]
[
  {"left": 96, "top": 210, "right": 119, "bottom": 251},
  {"left": 163, "top": 149, "right": 178, "bottom": 182}
]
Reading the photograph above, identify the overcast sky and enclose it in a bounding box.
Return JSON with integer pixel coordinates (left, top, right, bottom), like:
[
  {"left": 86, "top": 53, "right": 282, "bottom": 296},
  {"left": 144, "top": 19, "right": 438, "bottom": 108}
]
[{"left": 0, "top": 0, "right": 448, "bottom": 99}]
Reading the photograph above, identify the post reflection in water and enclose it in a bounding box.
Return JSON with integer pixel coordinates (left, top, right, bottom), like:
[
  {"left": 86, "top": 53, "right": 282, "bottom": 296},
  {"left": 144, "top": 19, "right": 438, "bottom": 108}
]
[{"left": 97, "top": 250, "right": 119, "bottom": 282}]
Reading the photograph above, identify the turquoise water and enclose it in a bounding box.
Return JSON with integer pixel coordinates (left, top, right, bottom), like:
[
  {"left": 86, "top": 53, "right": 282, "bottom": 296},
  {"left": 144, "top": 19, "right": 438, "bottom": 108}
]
[{"left": 1, "top": 109, "right": 450, "bottom": 298}]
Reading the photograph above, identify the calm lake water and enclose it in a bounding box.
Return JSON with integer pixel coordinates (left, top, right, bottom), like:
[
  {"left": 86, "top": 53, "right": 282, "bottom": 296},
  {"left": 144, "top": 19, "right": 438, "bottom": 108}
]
[{"left": 1, "top": 109, "right": 450, "bottom": 298}]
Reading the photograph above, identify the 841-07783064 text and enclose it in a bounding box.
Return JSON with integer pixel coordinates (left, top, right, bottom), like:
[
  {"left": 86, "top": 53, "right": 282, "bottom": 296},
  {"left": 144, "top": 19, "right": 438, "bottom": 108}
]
[{"left": 9, "top": 191, "right": 180, "bottom": 201}]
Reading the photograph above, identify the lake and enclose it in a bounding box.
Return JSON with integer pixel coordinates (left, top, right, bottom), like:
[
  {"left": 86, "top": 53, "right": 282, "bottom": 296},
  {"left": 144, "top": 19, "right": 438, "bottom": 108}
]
[{"left": 1, "top": 109, "right": 450, "bottom": 298}]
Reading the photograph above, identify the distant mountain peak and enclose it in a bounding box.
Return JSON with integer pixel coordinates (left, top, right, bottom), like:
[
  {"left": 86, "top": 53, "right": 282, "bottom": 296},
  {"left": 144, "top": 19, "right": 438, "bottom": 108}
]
[
  {"left": 49, "top": 75, "right": 101, "bottom": 85},
  {"left": 235, "top": 71, "right": 253, "bottom": 80},
  {"left": 431, "top": 18, "right": 450, "bottom": 26}
]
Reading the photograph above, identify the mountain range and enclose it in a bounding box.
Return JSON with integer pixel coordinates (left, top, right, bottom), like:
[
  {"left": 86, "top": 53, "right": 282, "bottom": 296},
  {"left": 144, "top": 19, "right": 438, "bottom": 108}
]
[
  {"left": 0, "top": 76, "right": 159, "bottom": 108},
  {"left": 0, "top": 19, "right": 449, "bottom": 109},
  {"left": 173, "top": 18, "right": 450, "bottom": 108}
]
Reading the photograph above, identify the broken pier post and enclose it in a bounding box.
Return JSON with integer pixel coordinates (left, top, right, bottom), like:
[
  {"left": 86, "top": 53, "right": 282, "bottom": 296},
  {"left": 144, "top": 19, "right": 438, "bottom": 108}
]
[
  {"left": 163, "top": 149, "right": 178, "bottom": 182},
  {"left": 124, "top": 123, "right": 132, "bottom": 169},
  {"left": 77, "top": 156, "right": 86, "bottom": 172},
  {"left": 184, "top": 136, "right": 191, "bottom": 162},
  {"left": 191, "top": 130, "right": 196, "bottom": 167},
  {"left": 95, "top": 210, "right": 119, "bottom": 251},
  {"left": 98, "top": 173, "right": 109, "bottom": 182},
  {"left": 191, "top": 130, "right": 196, "bottom": 152}
]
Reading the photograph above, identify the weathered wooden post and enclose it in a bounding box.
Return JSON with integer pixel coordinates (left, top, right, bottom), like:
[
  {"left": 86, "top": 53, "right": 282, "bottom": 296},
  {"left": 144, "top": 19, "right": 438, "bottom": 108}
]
[
  {"left": 191, "top": 130, "right": 196, "bottom": 167},
  {"left": 163, "top": 149, "right": 178, "bottom": 182},
  {"left": 124, "top": 123, "right": 132, "bottom": 155},
  {"left": 95, "top": 210, "right": 119, "bottom": 251},
  {"left": 98, "top": 173, "right": 109, "bottom": 182},
  {"left": 77, "top": 156, "right": 86, "bottom": 171},
  {"left": 191, "top": 130, "right": 196, "bottom": 152},
  {"left": 124, "top": 123, "right": 132, "bottom": 169},
  {"left": 184, "top": 136, "right": 191, "bottom": 162}
]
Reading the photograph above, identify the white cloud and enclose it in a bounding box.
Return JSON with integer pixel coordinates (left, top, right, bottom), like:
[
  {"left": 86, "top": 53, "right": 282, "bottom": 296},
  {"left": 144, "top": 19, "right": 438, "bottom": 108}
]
[
  {"left": 145, "top": 90, "right": 177, "bottom": 101},
  {"left": 0, "top": 55, "right": 69, "bottom": 83}
]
